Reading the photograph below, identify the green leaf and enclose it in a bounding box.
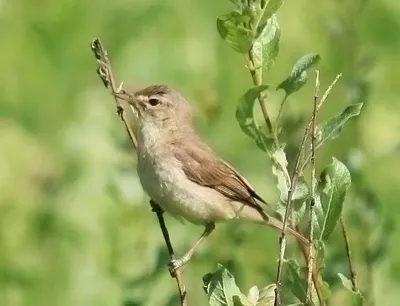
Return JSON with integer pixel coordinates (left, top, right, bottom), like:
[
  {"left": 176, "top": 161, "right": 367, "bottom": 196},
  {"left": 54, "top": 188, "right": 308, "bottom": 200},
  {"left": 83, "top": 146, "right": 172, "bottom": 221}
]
[
  {"left": 233, "top": 296, "right": 252, "bottom": 306},
  {"left": 247, "top": 286, "right": 259, "bottom": 305},
  {"left": 284, "top": 259, "right": 307, "bottom": 303},
  {"left": 218, "top": 1, "right": 283, "bottom": 55},
  {"left": 315, "top": 103, "right": 363, "bottom": 150},
  {"left": 249, "top": 0, "right": 283, "bottom": 33},
  {"left": 246, "top": 284, "right": 276, "bottom": 306},
  {"left": 277, "top": 53, "right": 320, "bottom": 96},
  {"left": 217, "top": 11, "right": 254, "bottom": 53},
  {"left": 271, "top": 147, "right": 309, "bottom": 223},
  {"left": 338, "top": 273, "right": 353, "bottom": 291},
  {"left": 203, "top": 265, "right": 250, "bottom": 306},
  {"left": 258, "top": 124, "right": 276, "bottom": 151},
  {"left": 256, "top": 284, "right": 276, "bottom": 306},
  {"left": 314, "top": 158, "right": 351, "bottom": 241},
  {"left": 251, "top": 14, "right": 280, "bottom": 72},
  {"left": 338, "top": 273, "right": 364, "bottom": 306},
  {"left": 259, "top": 0, "right": 284, "bottom": 27},
  {"left": 236, "top": 85, "right": 271, "bottom": 151},
  {"left": 302, "top": 103, "right": 364, "bottom": 167},
  {"left": 314, "top": 239, "right": 327, "bottom": 268}
]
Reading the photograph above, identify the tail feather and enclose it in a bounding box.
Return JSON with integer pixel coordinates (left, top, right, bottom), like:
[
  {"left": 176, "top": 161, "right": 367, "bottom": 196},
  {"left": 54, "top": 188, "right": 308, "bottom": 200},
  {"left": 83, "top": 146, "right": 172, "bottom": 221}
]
[
  {"left": 232, "top": 202, "right": 309, "bottom": 245},
  {"left": 266, "top": 215, "right": 309, "bottom": 245}
]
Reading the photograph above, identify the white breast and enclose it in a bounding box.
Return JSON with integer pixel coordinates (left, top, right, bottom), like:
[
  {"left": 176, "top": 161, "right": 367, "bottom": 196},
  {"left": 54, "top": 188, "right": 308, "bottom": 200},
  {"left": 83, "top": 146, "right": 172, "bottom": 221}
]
[{"left": 136, "top": 122, "right": 236, "bottom": 225}]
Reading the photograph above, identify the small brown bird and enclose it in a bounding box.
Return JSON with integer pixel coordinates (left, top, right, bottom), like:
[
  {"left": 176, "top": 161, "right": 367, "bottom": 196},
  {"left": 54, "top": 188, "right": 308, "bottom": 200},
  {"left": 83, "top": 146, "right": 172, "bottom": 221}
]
[{"left": 115, "top": 85, "right": 308, "bottom": 273}]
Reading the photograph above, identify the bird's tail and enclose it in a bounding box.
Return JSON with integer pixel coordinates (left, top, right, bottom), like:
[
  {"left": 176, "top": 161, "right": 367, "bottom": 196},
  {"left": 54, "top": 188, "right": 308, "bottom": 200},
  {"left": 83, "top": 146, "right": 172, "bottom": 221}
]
[
  {"left": 265, "top": 214, "right": 309, "bottom": 246},
  {"left": 232, "top": 202, "right": 309, "bottom": 245}
]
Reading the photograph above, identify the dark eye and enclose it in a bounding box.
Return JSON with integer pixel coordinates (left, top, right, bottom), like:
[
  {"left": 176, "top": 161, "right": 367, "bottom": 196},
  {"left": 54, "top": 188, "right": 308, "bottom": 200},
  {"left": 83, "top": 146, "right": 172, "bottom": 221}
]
[{"left": 148, "top": 98, "right": 160, "bottom": 106}]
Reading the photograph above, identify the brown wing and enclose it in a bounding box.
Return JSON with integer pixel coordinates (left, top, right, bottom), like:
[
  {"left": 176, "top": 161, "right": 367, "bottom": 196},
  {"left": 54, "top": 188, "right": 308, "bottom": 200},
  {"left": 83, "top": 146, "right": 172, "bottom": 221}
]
[{"left": 172, "top": 136, "right": 267, "bottom": 213}]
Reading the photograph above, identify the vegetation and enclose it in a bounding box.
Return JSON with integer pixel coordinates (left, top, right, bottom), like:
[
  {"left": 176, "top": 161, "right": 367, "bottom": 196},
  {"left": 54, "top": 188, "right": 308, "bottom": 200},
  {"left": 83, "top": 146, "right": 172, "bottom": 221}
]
[{"left": 1, "top": 0, "right": 399, "bottom": 305}]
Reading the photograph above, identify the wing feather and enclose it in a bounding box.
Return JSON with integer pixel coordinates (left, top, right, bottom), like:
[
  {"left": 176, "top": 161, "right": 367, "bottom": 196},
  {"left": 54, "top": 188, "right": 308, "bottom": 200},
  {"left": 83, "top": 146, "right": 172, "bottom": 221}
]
[{"left": 172, "top": 137, "right": 267, "bottom": 213}]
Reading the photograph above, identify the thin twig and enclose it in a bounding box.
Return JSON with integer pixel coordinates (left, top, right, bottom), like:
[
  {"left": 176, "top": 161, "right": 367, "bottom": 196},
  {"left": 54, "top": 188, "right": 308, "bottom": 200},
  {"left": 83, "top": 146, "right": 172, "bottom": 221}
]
[
  {"left": 274, "top": 73, "right": 343, "bottom": 306},
  {"left": 275, "top": 94, "right": 288, "bottom": 130},
  {"left": 273, "top": 121, "right": 311, "bottom": 306},
  {"left": 306, "top": 70, "right": 320, "bottom": 303},
  {"left": 150, "top": 201, "right": 188, "bottom": 306},
  {"left": 297, "top": 237, "right": 324, "bottom": 305},
  {"left": 340, "top": 216, "right": 358, "bottom": 292},
  {"left": 273, "top": 111, "right": 313, "bottom": 305},
  {"left": 90, "top": 38, "right": 187, "bottom": 306},
  {"left": 90, "top": 38, "right": 137, "bottom": 150},
  {"left": 246, "top": 49, "right": 279, "bottom": 149},
  {"left": 300, "top": 73, "right": 343, "bottom": 171}
]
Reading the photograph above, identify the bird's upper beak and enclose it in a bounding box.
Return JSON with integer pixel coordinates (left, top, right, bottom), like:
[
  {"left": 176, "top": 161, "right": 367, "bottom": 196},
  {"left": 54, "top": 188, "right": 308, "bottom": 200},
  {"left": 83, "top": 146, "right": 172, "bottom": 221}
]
[{"left": 114, "top": 91, "right": 142, "bottom": 111}]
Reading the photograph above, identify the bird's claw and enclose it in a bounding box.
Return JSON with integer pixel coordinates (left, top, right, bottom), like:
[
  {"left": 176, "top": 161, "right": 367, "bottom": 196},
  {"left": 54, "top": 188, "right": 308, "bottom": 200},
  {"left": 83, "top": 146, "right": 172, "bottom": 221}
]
[{"left": 168, "top": 257, "right": 187, "bottom": 277}]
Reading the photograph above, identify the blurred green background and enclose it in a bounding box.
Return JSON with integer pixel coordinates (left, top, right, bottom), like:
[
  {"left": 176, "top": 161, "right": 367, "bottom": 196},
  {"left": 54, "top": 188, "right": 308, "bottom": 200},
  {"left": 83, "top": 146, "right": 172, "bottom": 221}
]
[{"left": 1, "top": 0, "right": 400, "bottom": 305}]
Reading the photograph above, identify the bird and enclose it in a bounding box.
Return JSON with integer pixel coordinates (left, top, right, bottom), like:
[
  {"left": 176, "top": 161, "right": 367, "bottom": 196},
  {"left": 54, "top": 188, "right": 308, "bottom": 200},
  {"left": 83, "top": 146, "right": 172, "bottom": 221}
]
[{"left": 115, "top": 85, "right": 308, "bottom": 273}]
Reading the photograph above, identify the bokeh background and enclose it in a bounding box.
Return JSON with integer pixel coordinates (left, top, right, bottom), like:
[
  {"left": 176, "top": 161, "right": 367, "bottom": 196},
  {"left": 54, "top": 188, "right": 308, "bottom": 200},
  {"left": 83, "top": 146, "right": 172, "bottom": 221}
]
[{"left": 1, "top": 0, "right": 400, "bottom": 305}]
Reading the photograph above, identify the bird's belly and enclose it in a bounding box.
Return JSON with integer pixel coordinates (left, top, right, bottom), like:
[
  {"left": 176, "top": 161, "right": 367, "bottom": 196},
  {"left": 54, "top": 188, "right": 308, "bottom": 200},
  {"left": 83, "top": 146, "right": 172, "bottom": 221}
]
[{"left": 137, "top": 154, "right": 235, "bottom": 225}]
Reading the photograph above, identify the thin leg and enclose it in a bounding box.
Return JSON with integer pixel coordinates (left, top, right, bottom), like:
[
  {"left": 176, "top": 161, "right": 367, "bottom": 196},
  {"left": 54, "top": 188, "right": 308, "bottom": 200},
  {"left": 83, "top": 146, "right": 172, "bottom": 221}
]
[{"left": 169, "top": 222, "right": 215, "bottom": 275}]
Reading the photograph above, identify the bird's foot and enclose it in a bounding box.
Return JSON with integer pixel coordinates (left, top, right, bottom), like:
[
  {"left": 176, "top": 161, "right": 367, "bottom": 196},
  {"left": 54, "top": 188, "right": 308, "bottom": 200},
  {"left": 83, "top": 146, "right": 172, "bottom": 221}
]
[{"left": 168, "top": 255, "right": 190, "bottom": 277}]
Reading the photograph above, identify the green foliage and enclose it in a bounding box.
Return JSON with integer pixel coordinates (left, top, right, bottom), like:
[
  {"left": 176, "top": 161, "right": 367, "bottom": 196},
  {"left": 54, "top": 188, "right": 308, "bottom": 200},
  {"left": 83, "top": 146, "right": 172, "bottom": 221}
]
[
  {"left": 271, "top": 147, "right": 308, "bottom": 222},
  {"left": 338, "top": 273, "right": 364, "bottom": 306},
  {"left": 315, "top": 158, "right": 351, "bottom": 241},
  {"left": 283, "top": 259, "right": 307, "bottom": 303},
  {"left": 236, "top": 85, "right": 271, "bottom": 151},
  {"left": 246, "top": 284, "right": 276, "bottom": 306},
  {"left": 1, "top": 0, "right": 398, "bottom": 305},
  {"left": 204, "top": 266, "right": 276, "bottom": 306},
  {"left": 203, "top": 265, "right": 250, "bottom": 306},
  {"left": 217, "top": 12, "right": 254, "bottom": 53},
  {"left": 251, "top": 15, "right": 281, "bottom": 72},
  {"left": 217, "top": 0, "right": 282, "bottom": 63},
  {"left": 314, "top": 103, "right": 364, "bottom": 151},
  {"left": 220, "top": 1, "right": 380, "bottom": 305},
  {"left": 253, "top": 0, "right": 284, "bottom": 27},
  {"left": 277, "top": 53, "right": 321, "bottom": 96}
]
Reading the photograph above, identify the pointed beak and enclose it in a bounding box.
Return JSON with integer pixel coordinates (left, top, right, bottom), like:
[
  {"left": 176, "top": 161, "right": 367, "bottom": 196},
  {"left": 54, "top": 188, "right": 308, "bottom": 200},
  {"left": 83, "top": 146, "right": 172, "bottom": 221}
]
[{"left": 114, "top": 91, "right": 141, "bottom": 112}]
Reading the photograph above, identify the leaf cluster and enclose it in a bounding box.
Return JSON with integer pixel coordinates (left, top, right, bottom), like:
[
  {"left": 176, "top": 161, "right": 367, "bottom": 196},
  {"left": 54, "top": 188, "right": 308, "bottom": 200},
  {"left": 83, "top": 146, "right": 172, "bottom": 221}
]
[{"left": 210, "top": 1, "right": 380, "bottom": 305}]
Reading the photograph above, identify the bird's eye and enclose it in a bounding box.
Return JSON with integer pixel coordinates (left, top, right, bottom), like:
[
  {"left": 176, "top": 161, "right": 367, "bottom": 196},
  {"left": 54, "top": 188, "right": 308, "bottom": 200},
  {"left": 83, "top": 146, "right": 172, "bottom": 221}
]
[{"left": 148, "top": 98, "right": 160, "bottom": 106}]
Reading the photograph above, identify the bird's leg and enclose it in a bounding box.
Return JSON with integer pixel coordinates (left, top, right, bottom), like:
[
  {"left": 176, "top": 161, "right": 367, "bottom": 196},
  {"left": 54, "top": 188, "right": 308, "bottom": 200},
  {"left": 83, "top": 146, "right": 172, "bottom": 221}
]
[{"left": 169, "top": 222, "right": 215, "bottom": 275}]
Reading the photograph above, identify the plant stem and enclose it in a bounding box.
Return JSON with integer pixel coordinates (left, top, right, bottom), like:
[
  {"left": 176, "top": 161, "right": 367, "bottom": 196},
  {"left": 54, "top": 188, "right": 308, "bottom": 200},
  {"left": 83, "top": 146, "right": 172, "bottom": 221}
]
[
  {"left": 274, "top": 71, "right": 338, "bottom": 306},
  {"left": 246, "top": 49, "right": 279, "bottom": 149},
  {"left": 340, "top": 216, "right": 358, "bottom": 292},
  {"left": 91, "top": 38, "right": 137, "bottom": 150},
  {"left": 274, "top": 116, "right": 311, "bottom": 306},
  {"left": 298, "top": 239, "right": 325, "bottom": 305},
  {"left": 275, "top": 94, "right": 288, "bottom": 130},
  {"left": 306, "top": 70, "right": 320, "bottom": 304},
  {"left": 150, "top": 201, "right": 187, "bottom": 306},
  {"left": 299, "top": 73, "right": 343, "bottom": 171}
]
